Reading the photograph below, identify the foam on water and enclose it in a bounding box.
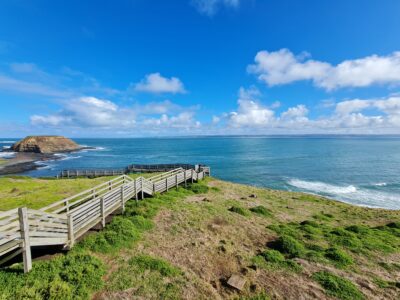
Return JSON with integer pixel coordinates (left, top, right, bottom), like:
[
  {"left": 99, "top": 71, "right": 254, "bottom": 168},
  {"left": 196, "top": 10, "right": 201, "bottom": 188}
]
[
  {"left": 0, "top": 152, "right": 16, "bottom": 158},
  {"left": 288, "top": 179, "right": 357, "bottom": 194},
  {"left": 288, "top": 178, "right": 400, "bottom": 209}
]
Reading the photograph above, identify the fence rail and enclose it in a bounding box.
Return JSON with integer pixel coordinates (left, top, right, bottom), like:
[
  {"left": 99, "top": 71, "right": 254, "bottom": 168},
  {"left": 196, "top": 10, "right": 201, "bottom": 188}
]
[
  {"left": 0, "top": 164, "right": 210, "bottom": 272},
  {"left": 57, "top": 163, "right": 210, "bottom": 178}
]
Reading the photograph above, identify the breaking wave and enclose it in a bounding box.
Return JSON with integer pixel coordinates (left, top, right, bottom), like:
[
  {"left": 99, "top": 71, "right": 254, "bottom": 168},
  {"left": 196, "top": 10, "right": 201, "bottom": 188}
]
[
  {"left": 0, "top": 152, "right": 16, "bottom": 158},
  {"left": 287, "top": 178, "right": 400, "bottom": 210}
]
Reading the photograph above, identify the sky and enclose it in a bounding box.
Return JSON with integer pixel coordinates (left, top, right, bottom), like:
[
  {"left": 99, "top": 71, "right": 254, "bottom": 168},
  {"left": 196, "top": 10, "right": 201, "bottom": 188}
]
[{"left": 1, "top": 0, "right": 400, "bottom": 137}]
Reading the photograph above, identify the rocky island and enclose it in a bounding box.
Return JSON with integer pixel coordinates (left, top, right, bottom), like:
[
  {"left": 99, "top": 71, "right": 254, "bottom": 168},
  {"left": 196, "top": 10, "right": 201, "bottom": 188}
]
[
  {"left": 0, "top": 135, "right": 88, "bottom": 175},
  {"left": 11, "top": 136, "right": 81, "bottom": 154}
]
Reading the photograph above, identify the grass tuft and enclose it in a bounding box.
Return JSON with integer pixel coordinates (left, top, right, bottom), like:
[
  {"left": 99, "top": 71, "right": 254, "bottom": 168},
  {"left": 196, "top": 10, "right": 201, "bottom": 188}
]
[
  {"left": 312, "top": 271, "right": 364, "bottom": 300},
  {"left": 229, "top": 205, "right": 250, "bottom": 216},
  {"left": 250, "top": 205, "right": 272, "bottom": 217},
  {"left": 324, "top": 248, "right": 353, "bottom": 267},
  {"left": 0, "top": 252, "right": 105, "bottom": 300},
  {"left": 272, "top": 235, "right": 305, "bottom": 258}
]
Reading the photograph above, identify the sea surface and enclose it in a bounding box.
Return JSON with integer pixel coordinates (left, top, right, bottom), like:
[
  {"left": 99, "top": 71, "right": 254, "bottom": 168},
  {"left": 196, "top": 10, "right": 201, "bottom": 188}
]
[{"left": 1, "top": 136, "right": 400, "bottom": 210}]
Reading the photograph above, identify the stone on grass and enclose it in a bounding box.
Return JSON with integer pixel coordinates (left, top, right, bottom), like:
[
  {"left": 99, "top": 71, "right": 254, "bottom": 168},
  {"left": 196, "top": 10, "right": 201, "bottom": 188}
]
[
  {"left": 227, "top": 274, "right": 246, "bottom": 291},
  {"left": 249, "top": 194, "right": 257, "bottom": 198}
]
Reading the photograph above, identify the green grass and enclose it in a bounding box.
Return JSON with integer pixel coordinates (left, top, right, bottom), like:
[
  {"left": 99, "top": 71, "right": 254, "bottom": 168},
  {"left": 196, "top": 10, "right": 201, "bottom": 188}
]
[
  {"left": 229, "top": 205, "right": 250, "bottom": 216},
  {"left": 312, "top": 271, "right": 364, "bottom": 300},
  {"left": 252, "top": 251, "right": 302, "bottom": 273},
  {"left": 106, "top": 255, "right": 184, "bottom": 299},
  {"left": 0, "top": 176, "right": 113, "bottom": 210},
  {"left": 0, "top": 251, "right": 105, "bottom": 300},
  {"left": 268, "top": 219, "right": 400, "bottom": 259},
  {"left": 249, "top": 205, "right": 272, "bottom": 217},
  {"left": 271, "top": 235, "right": 306, "bottom": 258},
  {"left": 129, "top": 255, "right": 182, "bottom": 277},
  {"left": 0, "top": 173, "right": 158, "bottom": 211},
  {"left": 324, "top": 248, "right": 353, "bottom": 267}
]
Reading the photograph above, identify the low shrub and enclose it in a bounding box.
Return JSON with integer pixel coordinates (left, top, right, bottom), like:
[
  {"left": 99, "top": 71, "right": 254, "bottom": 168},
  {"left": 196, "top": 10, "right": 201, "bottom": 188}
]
[
  {"left": 324, "top": 248, "right": 353, "bottom": 267},
  {"left": 261, "top": 250, "right": 285, "bottom": 263},
  {"left": 229, "top": 205, "right": 250, "bottom": 216},
  {"left": 188, "top": 183, "right": 209, "bottom": 194},
  {"left": 267, "top": 224, "right": 301, "bottom": 238},
  {"left": 272, "top": 235, "right": 305, "bottom": 258},
  {"left": 130, "top": 215, "right": 154, "bottom": 231},
  {"left": 312, "top": 271, "right": 364, "bottom": 300},
  {"left": 0, "top": 252, "right": 105, "bottom": 300},
  {"left": 129, "top": 255, "right": 182, "bottom": 277},
  {"left": 250, "top": 205, "right": 272, "bottom": 217},
  {"left": 80, "top": 217, "right": 141, "bottom": 253}
]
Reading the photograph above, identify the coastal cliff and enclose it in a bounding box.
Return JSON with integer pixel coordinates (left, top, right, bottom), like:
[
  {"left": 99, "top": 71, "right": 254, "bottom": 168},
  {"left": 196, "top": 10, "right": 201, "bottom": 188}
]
[{"left": 11, "top": 136, "right": 80, "bottom": 154}]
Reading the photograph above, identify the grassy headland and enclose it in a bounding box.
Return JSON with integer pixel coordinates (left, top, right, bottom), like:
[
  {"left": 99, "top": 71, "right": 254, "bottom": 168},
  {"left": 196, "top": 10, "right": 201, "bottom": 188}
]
[
  {"left": 0, "top": 176, "right": 399, "bottom": 299},
  {"left": 0, "top": 174, "right": 159, "bottom": 211}
]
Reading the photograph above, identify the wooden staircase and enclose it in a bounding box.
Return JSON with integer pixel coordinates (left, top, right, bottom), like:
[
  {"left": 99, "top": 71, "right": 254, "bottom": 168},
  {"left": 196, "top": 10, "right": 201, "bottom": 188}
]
[{"left": 0, "top": 166, "right": 210, "bottom": 272}]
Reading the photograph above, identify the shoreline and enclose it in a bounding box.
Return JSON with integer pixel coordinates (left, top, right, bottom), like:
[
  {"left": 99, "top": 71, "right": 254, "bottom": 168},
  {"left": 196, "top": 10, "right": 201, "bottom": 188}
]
[{"left": 0, "top": 147, "right": 93, "bottom": 175}]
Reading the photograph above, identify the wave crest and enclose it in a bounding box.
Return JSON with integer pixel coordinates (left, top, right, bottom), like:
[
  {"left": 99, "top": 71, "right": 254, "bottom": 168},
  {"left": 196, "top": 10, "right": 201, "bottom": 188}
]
[{"left": 288, "top": 179, "right": 357, "bottom": 194}]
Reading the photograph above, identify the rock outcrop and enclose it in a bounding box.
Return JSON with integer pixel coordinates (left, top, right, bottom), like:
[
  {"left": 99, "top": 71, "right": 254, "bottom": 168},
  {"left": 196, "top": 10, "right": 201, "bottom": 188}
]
[{"left": 11, "top": 136, "right": 81, "bottom": 154}]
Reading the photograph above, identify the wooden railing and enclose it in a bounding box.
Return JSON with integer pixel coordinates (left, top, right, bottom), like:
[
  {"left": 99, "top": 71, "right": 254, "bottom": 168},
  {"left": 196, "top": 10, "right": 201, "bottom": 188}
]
[
  {"left": 57, "top": 163, "right": 210, "bottom": 178},
  {"left": 0, "top": 165, "right": 209, "bottom": 273}
]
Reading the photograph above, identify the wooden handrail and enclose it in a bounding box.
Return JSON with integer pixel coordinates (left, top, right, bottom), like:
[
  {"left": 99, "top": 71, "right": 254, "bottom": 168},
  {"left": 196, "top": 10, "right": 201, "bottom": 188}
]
[{"left": 0, "top": 165, "right": 210, "bottom": 272}]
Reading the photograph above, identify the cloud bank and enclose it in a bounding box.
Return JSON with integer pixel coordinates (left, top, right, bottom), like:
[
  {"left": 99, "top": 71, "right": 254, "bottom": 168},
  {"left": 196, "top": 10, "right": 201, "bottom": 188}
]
[{"left": 248, "top": 49, "right": 400, "bottom": 90}]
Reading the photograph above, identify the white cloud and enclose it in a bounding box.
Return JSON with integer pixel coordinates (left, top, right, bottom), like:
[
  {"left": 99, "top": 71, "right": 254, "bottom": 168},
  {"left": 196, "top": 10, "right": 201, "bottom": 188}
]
[
  {"left": 134, "top": 73, "right": 186, "bottom": 94},
  {"left": 280, "top": 105, "right": 308, "bottom": 122},
  {"left": 222, "top": 88, "right": 400, "bottom": 133},
  {"left": 31, "top": 96, "right": 134, "bottom": 128},
  {"left": 248, "top": 49, "right": 400, "bottom": 90},
  {"left": 143, "top": 112, "right": 200, "bottom": 129},
  {"left": 30, "top": 96, "right": 201, "bottom": 133},
  {"left": 192, "top": 0, "right": 240, "bottom": 16},
  {"left": 227, "top": 87, "right": 275, "bottom": 127}
]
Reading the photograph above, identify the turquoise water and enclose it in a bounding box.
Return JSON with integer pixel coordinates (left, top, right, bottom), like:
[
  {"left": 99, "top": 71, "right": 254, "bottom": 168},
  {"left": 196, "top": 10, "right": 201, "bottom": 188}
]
[{"left": 1, "top": 136, "right": 400, "bottom": 209}]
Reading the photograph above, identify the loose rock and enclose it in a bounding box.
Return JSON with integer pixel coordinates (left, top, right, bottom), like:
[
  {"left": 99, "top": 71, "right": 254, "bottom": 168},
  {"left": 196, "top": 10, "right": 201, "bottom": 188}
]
[{"left": 227, "top": 274, "right": 246, "bottom": 291}]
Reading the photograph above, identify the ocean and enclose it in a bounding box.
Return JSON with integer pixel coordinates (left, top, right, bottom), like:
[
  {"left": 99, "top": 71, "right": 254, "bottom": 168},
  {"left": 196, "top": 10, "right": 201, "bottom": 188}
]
[{"left": 1, "top": 136, "right": 400, "bottom": 210}]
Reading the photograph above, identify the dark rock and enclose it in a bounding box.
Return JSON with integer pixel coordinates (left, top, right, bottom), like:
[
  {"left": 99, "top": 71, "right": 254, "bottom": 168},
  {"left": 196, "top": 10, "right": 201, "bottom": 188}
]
[{"left": 249, "top": 194, "right": 257, "bottom": 198}]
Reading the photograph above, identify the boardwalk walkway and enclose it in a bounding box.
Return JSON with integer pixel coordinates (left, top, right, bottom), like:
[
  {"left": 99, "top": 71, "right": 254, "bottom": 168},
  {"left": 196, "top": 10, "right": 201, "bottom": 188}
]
[
  {"left": 0, "top": 165, "right": 210, "bottom": 272},
  {"left": 57, "top": 163, "right": 204, "bottom": 178}
]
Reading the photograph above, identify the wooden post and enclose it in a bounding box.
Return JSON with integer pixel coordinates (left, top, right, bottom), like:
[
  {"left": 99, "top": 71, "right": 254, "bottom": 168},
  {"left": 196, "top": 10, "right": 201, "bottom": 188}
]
[
  {"left": 65, "top": 200, "right": 70, "bottom": 213},
  {"left": 109, "top": 181, "right": 112, "bottom": 191},
  {"left": 141, "top": 178, "right": 144, "bottom": 199},
  {"left": 134, "top": 179, "right": 138, "bottom": 203},
  {"left": 18, "top": 207, "right": 32, "bottom": 273},
  {"left": 153, "top": 182, "right": 155, "bottom": 194},
  {"left": 67, "top": 214, "right": 75, "bottom": 248},
  {"left": 191, "top": 170, "right": 194, "bottom": 183},
  {"left": 100, "top": 197, "right": 105, "bottom": 228},
  {"left": 175, "top": 174, "right": 178, "bottom": 190},
  {"left": 166, "top": 178, "right": 169, "bottom": 191},
  {"left": 92, "top": 189, "right": 96, "bottom": 199},
  {"left": 184, "top": 171, "right": 187, "bottom": 187},
  {"left": 67, "top": 170, "right": 70, "bottom": 178},
  {"left": 121, "top": 185, "right": 125, "bottom": 212}
]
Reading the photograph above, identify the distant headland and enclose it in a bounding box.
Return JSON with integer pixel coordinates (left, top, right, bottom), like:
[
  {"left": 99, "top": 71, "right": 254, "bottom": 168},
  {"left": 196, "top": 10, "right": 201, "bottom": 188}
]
[{"left": 0, "top": 135, "right": 90, "bottom": 175}]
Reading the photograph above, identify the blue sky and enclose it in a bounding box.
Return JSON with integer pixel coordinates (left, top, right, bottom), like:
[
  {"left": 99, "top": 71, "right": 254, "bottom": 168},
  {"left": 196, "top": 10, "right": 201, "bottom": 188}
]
[{"left": 1, "top": 0, "right": 400, "bottom": 137}]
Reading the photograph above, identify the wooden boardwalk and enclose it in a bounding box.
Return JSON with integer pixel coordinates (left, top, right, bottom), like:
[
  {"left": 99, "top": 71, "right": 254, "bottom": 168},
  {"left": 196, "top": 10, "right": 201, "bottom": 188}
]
[
  {"left": 57, "top": 163, "right": 203, "bottom": 178},
  {"left": 0, "top": 165, "right": 210, "bottom": 272}
]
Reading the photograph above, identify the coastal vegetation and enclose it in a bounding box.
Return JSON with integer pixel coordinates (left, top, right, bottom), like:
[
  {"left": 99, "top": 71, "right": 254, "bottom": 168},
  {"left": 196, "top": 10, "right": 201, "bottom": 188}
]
[
  {"left": 0, "top": 174, "right": 159, "bottom": 210},
  {"left": 0, "top": 176, "right": 399, "bottom": 299}
]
